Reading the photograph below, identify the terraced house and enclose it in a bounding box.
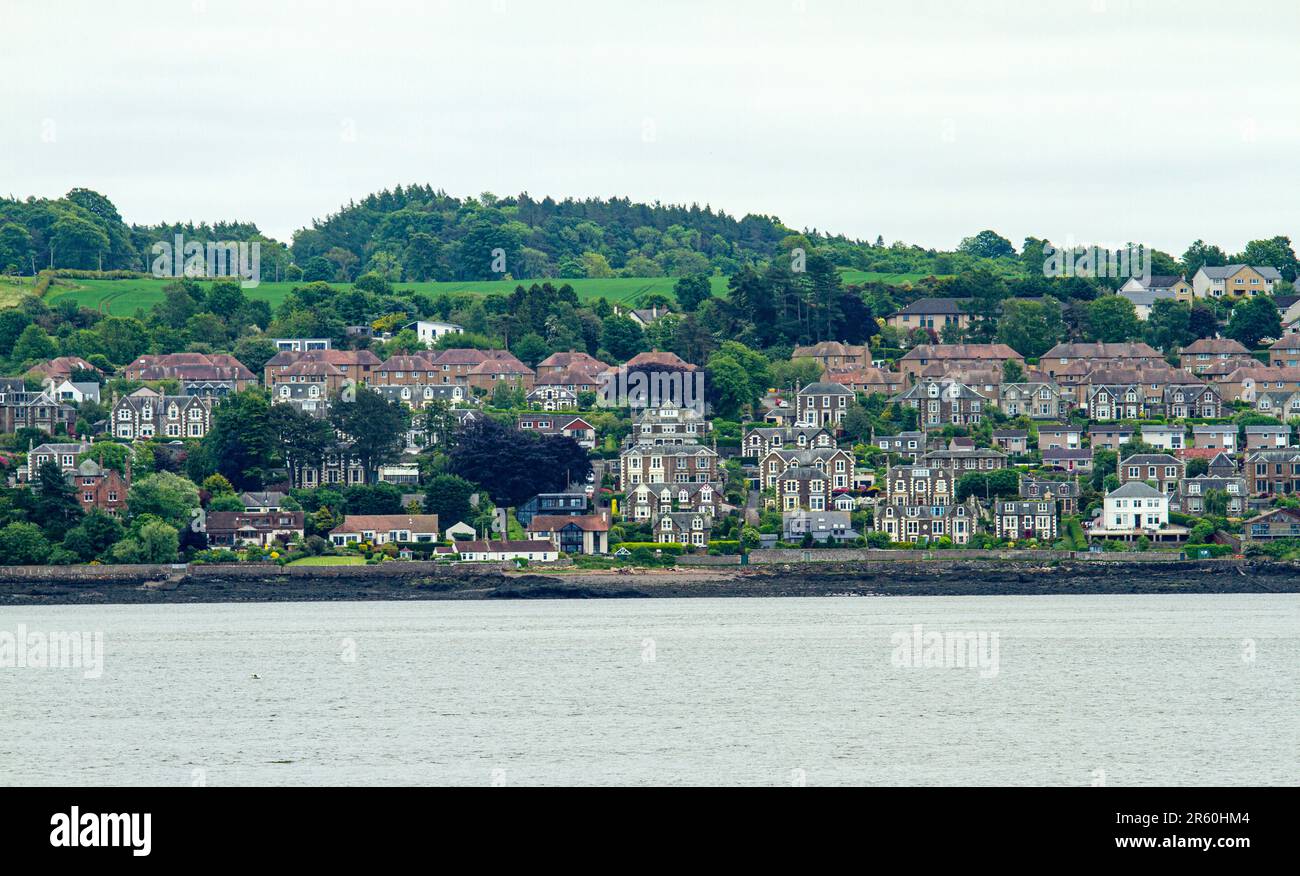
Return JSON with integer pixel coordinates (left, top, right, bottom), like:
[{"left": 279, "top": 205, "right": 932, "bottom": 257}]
[
  {"left": 919, "top": 446, "right": 1007, "bottom": 473},
  {"left": 742, "top": 425, "right": 836, "bottom": 458},
  {"left": 111, "top": 388, "right": 211, "bottom": 440},
  {"left": 1245, "top": 450, "right": 1300, "bottom": 497},
  {"left": 619, "top": 443, "right": 718, "bottom": 487},
  {"left": 1041, "top": 342, "right": 1163, "bottom": 378},
  {"left": 775, "top": 465, "right": 833, "bottom": 511},
  {"left": 623, "top": 481, "right": 720, "bottom": 521},
  {"left": 1178, "top": 338, "right": 1252, "bottom": 374},
  {"left": 1190, "top": 264, "right": 1280, "bottom": 299},
  {"left": 758, "top": 446, "right": 855, "bottom": 492},
  {"left": 874, "top": 501, "right": 974, "bottom": 545}
]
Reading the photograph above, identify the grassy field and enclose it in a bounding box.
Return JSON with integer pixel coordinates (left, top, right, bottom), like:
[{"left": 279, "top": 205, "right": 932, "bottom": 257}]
[
  {"left": 0, "top": 277, "right": 36, "bottom": 309},
  {"left": 286, "top": 555, "right": 365, "bottom": 566},
  {"left": 38, "top": 269, "right": 937, "bottom": 317}
]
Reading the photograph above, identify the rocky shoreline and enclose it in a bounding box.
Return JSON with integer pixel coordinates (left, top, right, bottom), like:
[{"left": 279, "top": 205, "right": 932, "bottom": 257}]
[{"left": 2, "top": 560, "right": 1299, "bottom": 605}]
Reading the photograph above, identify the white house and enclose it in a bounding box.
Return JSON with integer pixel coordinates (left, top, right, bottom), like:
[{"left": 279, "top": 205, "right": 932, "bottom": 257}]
[
  {"left": 1091, "top": 482, "right": 1186, "bottom": 542},
  {"left": 1139, "top": 424, "right": 1185, "bottom": 451},
  {"left": 454, "top": 539, "right": 557, "bottom": 562},
  {"left": 404, "top": 321, "right": 463, "bottom": 345},
  {"left": 48, "top": 379, "right": 101, "bottom": 405},
  {"left": 328, "top": 514, "right": 440, "bottom": 545}
]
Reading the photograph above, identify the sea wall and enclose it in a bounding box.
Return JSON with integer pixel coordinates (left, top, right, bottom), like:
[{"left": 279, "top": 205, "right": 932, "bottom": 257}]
[{"left": 0, "top": 557, "right": 1297, "bottom": 605}]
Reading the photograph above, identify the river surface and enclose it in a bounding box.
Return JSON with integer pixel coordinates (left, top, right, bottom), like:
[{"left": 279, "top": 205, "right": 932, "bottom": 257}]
[{"left": 1, "top": 595, "right": 1295, "bottom": 786}]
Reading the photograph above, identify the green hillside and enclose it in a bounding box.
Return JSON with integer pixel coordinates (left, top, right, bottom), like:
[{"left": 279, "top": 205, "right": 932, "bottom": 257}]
[{"left": 39, "top": 270, "right": 936, "bottom": 317}]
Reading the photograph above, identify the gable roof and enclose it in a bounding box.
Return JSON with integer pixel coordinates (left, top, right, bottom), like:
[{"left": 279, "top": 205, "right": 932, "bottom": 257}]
[
  {"left": 1198, "top": 264, "right": 1282, "bottom": 281},
  {"left": 526, "top": 514, "right": 610, "bottom": 532},
  {"left": 1108, "top": 481, "right": 1165, "bottom": 499},
  {"left": 330, "top": 514, "right": 440, "bottom": 534}
]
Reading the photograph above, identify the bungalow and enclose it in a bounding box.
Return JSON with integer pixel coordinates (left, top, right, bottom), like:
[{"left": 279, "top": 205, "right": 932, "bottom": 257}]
[
  {"left": 516, "top": 414, "right": 597, "bottom": 449},
  {"left": 1042, "top": 447, "right": 1092, "bottom": 473},
  {"left": 791, "top": 340, "right": 870, "bottom": 371},
  {"left": 25, "top": 356, "right": 101, "bottom": 384},
  {"left": 526, "top": 514, "right": 610, "bottom": 555},
  {"left": 455, "top": 540, "right": 559, "bottom": 562},
  {"left": 525, "top": 385, "right": 579, "bottom": 410},
  {"left": 822, "top": 366, "right": 904, "bottom": 397},
  {"left": 206, "top": 511, "right": 305, "bottom": 548},
  {"left": 329, "top": 514, "right": 440, "bottom": 546}
]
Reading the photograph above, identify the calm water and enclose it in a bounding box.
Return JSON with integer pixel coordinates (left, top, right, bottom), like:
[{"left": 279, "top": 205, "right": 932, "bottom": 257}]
[{"left": 1, "top": 595, "right": 1296, "bottom": 786}]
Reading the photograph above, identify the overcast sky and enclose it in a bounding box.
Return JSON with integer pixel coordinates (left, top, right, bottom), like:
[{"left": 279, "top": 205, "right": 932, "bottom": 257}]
[{"left": 3, "top": 0, "right": 1297, "bottom": 255}]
